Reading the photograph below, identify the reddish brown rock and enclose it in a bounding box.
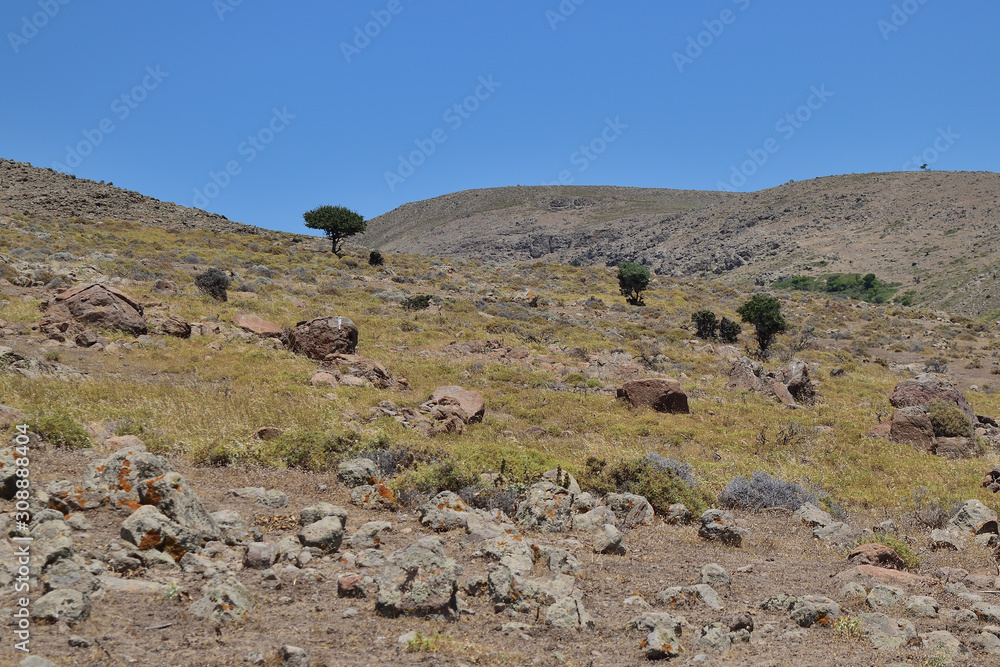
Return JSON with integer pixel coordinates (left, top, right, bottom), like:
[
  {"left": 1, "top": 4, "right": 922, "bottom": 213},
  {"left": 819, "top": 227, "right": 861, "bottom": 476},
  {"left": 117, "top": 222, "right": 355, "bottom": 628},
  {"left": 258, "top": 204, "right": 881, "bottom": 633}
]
[
  {"left": 319, "top": 354, "right": 394, "bottom": 389},
  {"left": 426, "top": 386, "right": 485, "bottom": 423},
  {"left": 847, "top": 543, "right": 905, "bottom": 570},
  {"left": 866, "top": 422, "right": 891, "bottom": 439},
  {"left": 158, "top": 314, "right": 191, "bottom": 339},
  {"left": 890, "top": 373, "right": 975, "bottom": 420},
  {"left": 933, "top": 437, "right": 979, "bottom": 459},
  {"left": 889, "top": 407, "right": 935, "bottom": 450},
  {"left": 764, "top": 378, "right": 797, "bottom": 408},
  {"left": 833, "top": 565, "right": 934, "bottom": 587},
  {"left": 41, "top": 283, "right": 146, "bottom": 335},
  {"left": 288, "top": 316, "right": 358, "bottom": 359},
  {"left": 617, "top": 379, "right": 690, "bottom": 414},
  {"left": 983, "top": 465, "right": 1000, "bottom": 494},
  {"left": 233, "top": 313, "right": 283, "bottom": 338}
]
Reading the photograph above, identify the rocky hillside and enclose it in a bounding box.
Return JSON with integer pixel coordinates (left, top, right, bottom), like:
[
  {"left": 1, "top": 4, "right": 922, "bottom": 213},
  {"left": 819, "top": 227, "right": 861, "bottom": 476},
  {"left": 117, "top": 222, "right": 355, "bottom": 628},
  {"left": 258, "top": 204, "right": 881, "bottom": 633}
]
[
  {"left": 0, "top": 158, "right": 258, "bottom": 235},
  {"left": 362, "top": 172, "right": 1000, "bottom": 318}
]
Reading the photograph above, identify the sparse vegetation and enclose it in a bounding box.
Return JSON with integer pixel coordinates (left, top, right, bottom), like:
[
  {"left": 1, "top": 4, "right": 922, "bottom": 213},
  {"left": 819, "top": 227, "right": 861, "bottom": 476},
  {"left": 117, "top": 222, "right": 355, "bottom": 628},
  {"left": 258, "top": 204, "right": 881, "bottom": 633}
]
[
  {"left": 855, "top": 532, "right": 922, "bottom": 570},
  {"left": 30, "top": 410, "right": 93, "bottom": 449},
  {"left": 773, "top": 272, "right": 901, "bottom": 304},
  {"left": 926, "top": 399, "right": 973, "bottom": 438},
  {"left": 717, "top": 471, "right": 818, "bottom": 512}
]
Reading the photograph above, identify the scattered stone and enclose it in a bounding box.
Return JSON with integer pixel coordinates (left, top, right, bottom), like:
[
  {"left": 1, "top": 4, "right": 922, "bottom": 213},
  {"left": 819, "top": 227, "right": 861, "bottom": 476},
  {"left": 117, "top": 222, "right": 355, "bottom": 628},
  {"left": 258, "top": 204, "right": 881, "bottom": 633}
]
[
  {"left": 839, "top": 582, "right": 867, "bottom": 599},
  {"left": 919, "top": 630, "right": 965, "bottom": 657},
  {"left": 812, "top": 522, "right": 862, "bottom": 549},
  {"left": 419, "top": 491, "right": 473, "bottom": 532},
  {"left": 255, "top": 489, "right": 288, "bottom": 508},
  {"left": 628, "top": 611, "right": 684, "bottom": 634},
  {"left": 425, "top": 385, "right": 486, "bottom": 423},
  {"left": 298, "top": 516, "right": 344, "bottom": 553},
  {"left": 591, "top": 523, "right": 626, "bottom": 555},
  {"left": 300, "top": 503, "right": 349, "bottom": 528},
  {"left": 233, "top": 313, "right": 283, "bottom": 338},
  {"left": 790, "top": 596, "right": 842, "bottom": 628},
  {"left": 120, "top": 505, "right": 204, "bottom": 559},
  {"left": 701, "top": 563, "right": 731, "bottom": 588},
  {"left": 848, "top": 543, "right": 904, "bottom": 570},
  {"left": 516, "top": 482, "right": 574, "bottom": 533},
  {"left": 664, "top": 503, "right": 692, "bottom": 525},
  {"left": 212, "top": 509, "right": 260, "bottom": 545},
  {"left": 793, "top": 502, "right": 834, "bottom": 528},
  {"left": 245, "top": 542, "right": 279, "bottom": 570},
  {"left": 930, "top": 528, "right": 964, "bottom": 551},
  {"left": 617, "top": 378, "right": 690, "bottom": 414},
  {"left": 139, "top": 472, "right": 220, "bottom": 541},
  {"left": 278, "top": 645, "right": 309, "bottom": 667},
  {"left": 31, "top": 589, "right": 91, "bottom": 625},
  {"left": 604, "top": 493, "right": 656, "bottom": 528},
  {"left": 544, "top": 596, "right": 595, "bottom": 631},
  {"left": 644, "top": 626, "right": 684, "bottom": 660},
  {"left": 350, "top": 483, "right": 397, "bottom": 510},
  {"left": 866, "top": 585, "right": 905, "bottom": 609},
  {"left": 189, "top": 580, "right": 253, "bottom": 624},
  {"left": 905, "top": 595, "right": 939, "bottom": 618},
  {"left": 348, "top": 521, "right": 392, "bottom": 549},
  {"left": 698, "top": 509, "right": 743, "bottom": 547},
  {"left": 337, "top": 457, "right": 380, "bottom": 488},
  {"left": 947, "top": 499, "right": 999, "bottom": 536},
  {"left": 693, "top": 623, "right": 732, "bottom": 654}
]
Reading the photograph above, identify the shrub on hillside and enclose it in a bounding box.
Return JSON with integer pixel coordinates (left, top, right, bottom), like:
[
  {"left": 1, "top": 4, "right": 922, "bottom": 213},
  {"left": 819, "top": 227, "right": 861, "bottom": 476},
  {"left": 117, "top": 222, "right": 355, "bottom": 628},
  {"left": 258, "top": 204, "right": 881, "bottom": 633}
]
[
  {"left": 717, "top": 470, "right": 817, "bottom": 511},
  {"left": 368, "top": 250, "right": 385, "bottom": 267},
  {"left": 259, "top": 429, "right": 358, "bottom": 470},
  {"left": 194, "top": 268, "right": 231, "bottom": 302},
  {"left": 927, "top": 399, "right": 973, "bottom": 438},
  {"left": 691, "top": 310, "right": 719, "bottom": 339},
  {"left": 617, "top": 262, "right": 650, "bottom": 306},
  {"left": 580, "top": 455, "right": 710, "bottom": 515},
  {"left": 643, "top": 452, "right": 699, "bottom": 488},
  {"left": 31, "top": 410, "right": 93, "bottom": 449},
  {"left": 402, "top": 294, "right": 432, "bottom": 311},
  {"left": 719, "top": 317, "right": 742, "bottom": 344},
  {"left": 855, "top": 533, "right": 921, "bottom": 570}
]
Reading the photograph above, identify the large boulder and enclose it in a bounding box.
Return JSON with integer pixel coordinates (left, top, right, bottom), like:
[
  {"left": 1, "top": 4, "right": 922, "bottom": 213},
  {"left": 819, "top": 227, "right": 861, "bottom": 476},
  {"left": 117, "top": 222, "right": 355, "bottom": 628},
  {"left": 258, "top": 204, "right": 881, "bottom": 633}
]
[
  {"left": 375, "top": 537, "right": 459, "bottom": 619},
  {"left": 516, "top": 482, "right": 575, "bottom": 532},
  {"left": 120, "top": 505, "right": 205, "bottom": 559},
  {"left": 82, "top": 445, "right": 173, "bottom": 512},
  {"left": 138, "top": 472, "right": 220, "bottom": 541},
  {"left": 232, "top": 313, "right": 283, "bottom": 338},
  {"left": 41, "top": 283, "right": 146, "bottom": 335},
  {"left": 288, "top": 316, "right": 358, "bottom": 359},
  {"left": 777, "top": 359, "right": 817, "bottom": 404},
  {"left": 890, "top": 374, "right": 975, "bottom": 420},
  {"left": 425, "top": 386, "right": 485, "bottom": 423},
  {"left": 889, "top": 407, "right": 935, "bottom": 450},
  {"left": 947, "top": 500, "right": 998, "bottom": 536},
  {"left": 616, "top": 379, "right": 690, "bottom": 414}
]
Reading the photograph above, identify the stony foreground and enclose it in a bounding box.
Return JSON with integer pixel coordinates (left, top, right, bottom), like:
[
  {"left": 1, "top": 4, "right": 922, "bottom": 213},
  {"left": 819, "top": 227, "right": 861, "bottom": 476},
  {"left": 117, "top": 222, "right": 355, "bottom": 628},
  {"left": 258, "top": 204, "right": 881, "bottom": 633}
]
[{"left": 4, "top": 436, "right": 1000, "bottom": 667}]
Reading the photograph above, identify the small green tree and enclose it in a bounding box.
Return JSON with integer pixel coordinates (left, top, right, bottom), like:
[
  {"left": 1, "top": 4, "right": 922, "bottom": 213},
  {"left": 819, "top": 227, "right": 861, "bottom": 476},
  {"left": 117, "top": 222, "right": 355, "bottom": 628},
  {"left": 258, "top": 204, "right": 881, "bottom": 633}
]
[
  {"left": 692, "top": 310, "right": 719, "bottom": 339},
  {"left": 736, "top": 294, "right": 788, "bottom": 354},
  {"left": 617, "top": 262, "right": 650, "bottom": 306},
  {"left": 303, "top": 205, "right": 366, "bottom": 257},
  {"left": 718, "top": 317, "right": 742, "bottom": 344}
]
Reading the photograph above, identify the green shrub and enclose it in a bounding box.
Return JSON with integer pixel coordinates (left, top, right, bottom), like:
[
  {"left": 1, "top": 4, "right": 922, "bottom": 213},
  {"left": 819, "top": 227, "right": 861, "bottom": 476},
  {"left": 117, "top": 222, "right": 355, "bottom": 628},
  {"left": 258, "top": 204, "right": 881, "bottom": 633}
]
[
  {"left": 718, "top": 317, "right": 742, "bottom": 343},
  {"left": 402, "top": 294, "right": 432, "bottom": 311},
  {"left": 927, "top": 399, "right": 973, "bottom": 437},
  {"left": 368, "top": 250, "right": 385, "bottom": 266},
  {"left": 737, "top": 294, "right": 788, "bottom": 354},
  {"left": 691, "top": 310, "right": 719, "bottom": 339},
  {"left": 31, "top": 410, "right": 93, "bottom": 449},
  {"left": 578, "top": 456, "right": 710, "bottom": 515},
  {"left": 855, "top": 533, "right": 921, "bottom": 570},
  {"left": 617, "top": 262, "right": 650, "bottom": 306},
  {"left": 259, "top": 429, "right": 358, "bottom": 470},
  {"left": 194, "top": 268, "right": 231, "bottom": 302}
]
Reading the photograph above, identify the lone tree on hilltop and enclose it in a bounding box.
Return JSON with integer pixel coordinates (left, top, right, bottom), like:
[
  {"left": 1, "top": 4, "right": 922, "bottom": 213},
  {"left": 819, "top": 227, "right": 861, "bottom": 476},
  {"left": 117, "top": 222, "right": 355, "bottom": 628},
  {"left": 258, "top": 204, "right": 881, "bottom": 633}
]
[
  {"left": 303, "top": 205, "right": 366, "bottom": 257},
  {"left": 617, "top": 262, "right": 650, "bottom": 306},
  {"left": 736, "top": 294, "right": 788, "bottom": 355}
]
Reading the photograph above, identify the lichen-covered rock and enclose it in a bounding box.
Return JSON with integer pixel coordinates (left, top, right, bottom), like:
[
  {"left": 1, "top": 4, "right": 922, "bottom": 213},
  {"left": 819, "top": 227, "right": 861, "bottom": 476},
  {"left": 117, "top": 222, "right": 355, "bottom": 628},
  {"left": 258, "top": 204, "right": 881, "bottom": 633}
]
[
  {"left": 701, "top": 563, "right": 731, "bottom": 588},
  {"left": 83, "top": 445, "right": 172, "bottom": 512},
  {"left": 288, "top": 315, "right": 358, "bottom": 360},
  {"left": 189, "top": 580, "right": 253, "bottom": 624},
  {"left": 890, "top": 373, "right": 975, "bottom": 420},
  {"left": 350, "top": 483, "right": 397, "bottom": 510},
  {"left": 866, "top": 584, "right": 904, "bottom": 609},
  {"left": 298, "top": 516, "right": 344, "bottom": 553},
  {"left": 644, "top": 626, "right": 684, "bottom": 660},
  {"left": 31, "top": 589, "right": 91, "bottom": 625},
  {"left": 139, "top": 472, "right": 220, "bottom": 541},
  {"left": 698, "top": 509, "right": 743, "bottom": 547},
  {"left": 299, "top": 503, "right": 349, "bottom": 528},
  {"left": 790, "top": 596, "right": 842, "bottom": 627},
  {"left": 419, "top": 491, "right": 473, "bottom": 532},
  {"left": 516, "top": 482, "right": 575, "bottom": 532},
  {"left": 947, "top": 499, "right": 999, "bottom": 536},
  {"left": 40, "top": 558, "right": 103, "bottom": 597},
  {"left": 604, "top": 493, "right": 656, "bottom": 528},
  {"left": 348, "top": 521, "right": 392, "bottom": 550},
  {"left": 337, "top": 457, "right": 379, "bottom": 488},
  {"left": 120, "top": 505, "right": 205, "bottom": 559},
  {"left": 375, "top": 537, "right": 459, "bottom": 619},
  {"left": 45, "top": 479, "right": 105, "bottom": 512},
  {"left": 544, "top": 596, "right": 594, "bottom": 631},
  {"left": 793, "top": 502, "right": 834, "bottom": 528}
]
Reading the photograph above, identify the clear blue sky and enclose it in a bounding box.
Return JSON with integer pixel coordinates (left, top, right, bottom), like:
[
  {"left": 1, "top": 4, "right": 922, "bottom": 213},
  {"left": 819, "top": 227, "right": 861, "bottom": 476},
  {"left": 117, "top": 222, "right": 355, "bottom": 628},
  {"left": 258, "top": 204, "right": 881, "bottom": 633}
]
[{"left": 2, "top": 1, "right": 997, "bottom": 233}]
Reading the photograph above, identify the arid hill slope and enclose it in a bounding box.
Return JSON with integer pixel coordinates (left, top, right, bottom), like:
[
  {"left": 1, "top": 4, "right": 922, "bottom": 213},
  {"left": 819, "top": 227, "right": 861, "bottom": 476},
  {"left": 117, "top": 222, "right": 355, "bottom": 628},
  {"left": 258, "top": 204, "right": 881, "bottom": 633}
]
[
  {"left": 362, "top": 172, "right": 1000, "bottom": 317},
  {"left": 0, "top": 158, "right": 258, "bottom": 235}
]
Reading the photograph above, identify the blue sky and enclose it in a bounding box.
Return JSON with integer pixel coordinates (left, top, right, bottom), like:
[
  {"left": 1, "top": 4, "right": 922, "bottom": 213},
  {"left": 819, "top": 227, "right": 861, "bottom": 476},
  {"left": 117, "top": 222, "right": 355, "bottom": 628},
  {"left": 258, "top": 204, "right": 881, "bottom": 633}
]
[{"left": 2, "top": 1, "right": 997, "bottom": 234}]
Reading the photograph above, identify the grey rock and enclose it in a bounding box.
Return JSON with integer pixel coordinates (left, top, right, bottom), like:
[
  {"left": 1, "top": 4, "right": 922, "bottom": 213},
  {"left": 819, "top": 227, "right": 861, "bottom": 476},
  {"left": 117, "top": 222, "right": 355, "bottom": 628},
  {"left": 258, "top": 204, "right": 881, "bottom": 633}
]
[
  {"left": 664, "top": 503, "right": 692, "bottom": 525},
  {"left": 571, "top": 491, "right": 598, "bottom": 512},
  {"left": 31, "top": 589, "right": 91, "bottom": 625},
  {"left": 375, "top": 537, "right": 459, "bottom": 619},
  {"left": 592, "top": 523, "right": 626, "bottom": 555},
  {"left": 790, "top": 596, "right": 842, "bottom": 627},
  {"left": 279, "top": 645, "right": 309, "bottom": 667},
  {"left": 40, "top": 558, "right": 103, "bottom": 596},
  {"left": 298, "top": 516, "right": 344, "bottom": 553},
  {"left": 947, "top": 499, "right": 998, "bottom": 536},
  {"left": 698, "top": 509, "right": 743, "bottom": 547},
  {"left": 694, "top": 623, "right": 732, "bottom": 653},
  {"left": 701, "top": 563, "right": 731, "bottom": 588},
  {"left": 255, "top": 489, "right": 288, "bottom": 508},
  {"left": 348, "top": 521, "right": 392, "bottom": 549},
  {"left": 419, "top": 491, "right": 473, "bottom": 532},
  {"left": 793, "top": 502, "right": 834, "bottom": 528},
  {"left": 627, "top": 611, "right": 683, "bottom": 634},
  {"left": 969, "top": 631, "right": 1000, "bottom": 654},
  {"left": 656, "top": 584, "right": 723, "bottom": 611},
  {"left": 337, "top": 457, "right": 379, "bottom": 487},
  {"left": 930, "top": 528, "right": 964, "bottom": 551},
  {"left": 905, "top": 595, "right": 939, "bottom": 618},
  {"left": 299, "top": 503, "right": 349, "bottom": 528},
  {"left": 644, "top": 627, "right": 684, "bottom": 660},
  {"left": 839, "top": 582, "right": 867, "bottom": 599},
  {"left": 245, "top": 542, "right": 278, "bottom": 569},
  {"left": 541, "top": 468, "right": 581, "bottom": 494},
  {"left": 972, "top": 601, "right": 1000, "bottom": 623},
  {"left": 211, "top": 509, "right": 261, "bottom": 545},
  {"left": 544, "top": 596, "right": 594, "bottom": 631},
  {"left": 572, "top": 505, "right": 616, "bottom": 531},
  {"left": 19, "top": 657, "right": 56, "bottom": 667},
  {"left": 139, "top": 471, "right": 220, "bottom": 540},
  {"left": 604, "top": 492, "right": 655, "bottom": 528},
  {"left": 547, "top": 549, "right": 582, "bottom": 576},
  {"left": 867, "top": 585, "right": 904, "bottom": 609},
  {"left": 189, "top": 580, "right": 253, "bottom": 624},
  {"left": 812, "top": 521, "right": 861, "bottom": 549},
  {"left": 83, "top": 445, "right": 172, "bottom": 511},
  {"left": 516, "top": 482, "right": 574, "bottom": 532},
  {"left": 120, "top": 504, "right": 204, "bottom": 558},
  {"left": 919, "top": 630, "right": 965, "bottom": 656}
]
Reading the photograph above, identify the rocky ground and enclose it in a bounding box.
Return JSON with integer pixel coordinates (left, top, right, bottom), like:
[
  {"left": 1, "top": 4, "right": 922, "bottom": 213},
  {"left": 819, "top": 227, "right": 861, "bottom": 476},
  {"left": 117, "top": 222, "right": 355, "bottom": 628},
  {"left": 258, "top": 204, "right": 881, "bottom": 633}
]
[{"left": 6, "top": 432, "right": 1000, "bottom": 667}]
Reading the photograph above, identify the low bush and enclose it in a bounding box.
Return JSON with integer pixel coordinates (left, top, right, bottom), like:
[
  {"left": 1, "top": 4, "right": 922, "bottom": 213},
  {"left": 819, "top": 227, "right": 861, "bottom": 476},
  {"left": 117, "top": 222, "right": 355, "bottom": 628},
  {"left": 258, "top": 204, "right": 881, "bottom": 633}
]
[
  {"left": 579, "top": 455, "right": 711, "bottom": 515},
  {"left": 368, "top": 250, "right": 385, "bottom": 266},
  {"left": 259, "top": 429, "right": 358, "bottom": 470},
  {"left": 402, "top": 294, "right": 432, "bottom": 311},
  {"left": 31, "top": 410, "right": 93, "bottom": 449},
  {"left": 194, "top": 268, "right": 231, "bottom": 301},
  {"left": 855, "top": 533, "right": 922, "bottom": 570},
  {"left": 717, "top": 470, "right": 818, "bottom": 511},
  {"left": 927, "top": 399, "right": 973, "bottom": 437}
]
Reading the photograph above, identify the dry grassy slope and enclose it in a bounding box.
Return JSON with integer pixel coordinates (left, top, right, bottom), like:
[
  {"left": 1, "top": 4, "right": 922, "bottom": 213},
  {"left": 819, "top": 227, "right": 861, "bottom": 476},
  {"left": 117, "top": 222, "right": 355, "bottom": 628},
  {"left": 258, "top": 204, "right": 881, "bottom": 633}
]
[
  {"left": 0, "top": 158, "right": 259, "bottom": 235},
  {"left": 362, "top": 172, "right": 1000, "bottom": 318}
]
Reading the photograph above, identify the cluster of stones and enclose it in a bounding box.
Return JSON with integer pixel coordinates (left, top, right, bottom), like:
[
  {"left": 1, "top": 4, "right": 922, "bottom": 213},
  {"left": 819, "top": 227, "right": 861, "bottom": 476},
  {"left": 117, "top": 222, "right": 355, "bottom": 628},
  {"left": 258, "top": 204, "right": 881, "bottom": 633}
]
[
  {"left": 883, "top": 374, "right": 982, "bottom": 458},
  {"left": 367, "top": 386, "right": 486, "bottom": 436},
  {"left": 727, "top": 357, "right": 818, "bottom": 408}
]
